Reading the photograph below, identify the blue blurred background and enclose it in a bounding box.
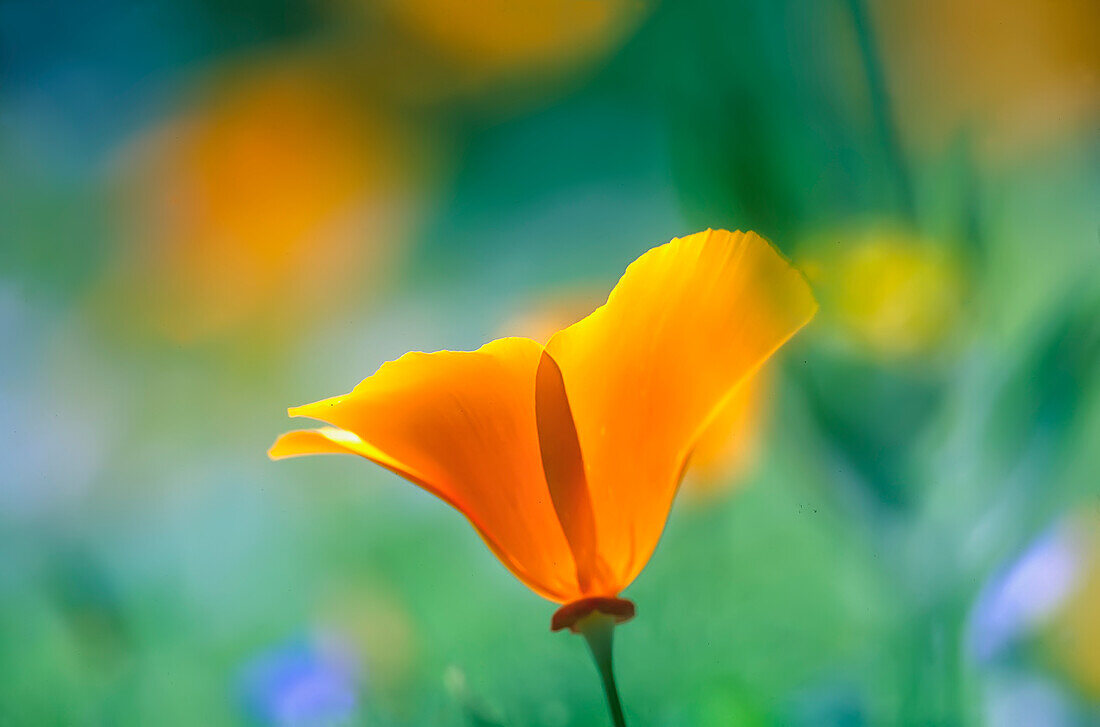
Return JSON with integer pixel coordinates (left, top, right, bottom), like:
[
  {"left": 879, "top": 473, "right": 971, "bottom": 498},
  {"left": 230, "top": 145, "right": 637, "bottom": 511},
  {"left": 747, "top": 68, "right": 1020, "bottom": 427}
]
[{"left": 1, "top": 0, "right": 1098, "bottom": 724}]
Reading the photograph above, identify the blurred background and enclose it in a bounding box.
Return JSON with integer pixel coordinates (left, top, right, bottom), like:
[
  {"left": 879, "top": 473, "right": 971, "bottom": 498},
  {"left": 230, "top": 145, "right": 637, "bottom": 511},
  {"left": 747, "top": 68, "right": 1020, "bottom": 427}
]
[{"left": 1, "top": 0, "right": 1098, "bottom": 724}]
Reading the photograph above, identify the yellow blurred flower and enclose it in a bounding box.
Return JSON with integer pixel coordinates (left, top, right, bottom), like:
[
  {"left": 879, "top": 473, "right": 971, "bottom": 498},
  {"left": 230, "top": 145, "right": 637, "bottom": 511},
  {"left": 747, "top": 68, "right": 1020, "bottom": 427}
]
[
  {"left": 1042, "top": 508, "right": 1100, "bottom": 698},
  {"left": 803, "top": 223, "right": 964, "bottom": 359},
  {"left": 106, "top": 55, "right": 421, "bottom": 343},
  {"left": 872, "top": 0, "right": 1100, "bottom": 157},
  {"left": 316, "top": 582, "right": 416, "bottom": 698}
]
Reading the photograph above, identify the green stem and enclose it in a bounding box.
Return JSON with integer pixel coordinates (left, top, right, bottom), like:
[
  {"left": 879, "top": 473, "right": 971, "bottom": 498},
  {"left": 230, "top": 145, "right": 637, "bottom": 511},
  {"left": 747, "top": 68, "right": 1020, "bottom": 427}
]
[
  {"left": 580, "top": 616, "right": 628, "bottom": 727},
  {"left": 846, "top": 0, "right": 916, "bottom": 223}
]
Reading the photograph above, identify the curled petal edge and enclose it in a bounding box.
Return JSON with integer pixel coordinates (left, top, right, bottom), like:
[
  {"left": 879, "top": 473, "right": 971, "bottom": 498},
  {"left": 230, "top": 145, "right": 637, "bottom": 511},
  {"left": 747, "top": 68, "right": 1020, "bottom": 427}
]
[{"left": 268, "top": 425, "right": 576, "bottom": 604}]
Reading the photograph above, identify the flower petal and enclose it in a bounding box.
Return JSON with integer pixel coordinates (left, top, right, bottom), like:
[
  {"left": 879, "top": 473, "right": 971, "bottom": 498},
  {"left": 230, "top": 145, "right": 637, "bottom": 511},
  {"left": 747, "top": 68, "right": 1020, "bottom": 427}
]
[
  {"left": 269, "top": 426, "right": 417, "bottom": 466},
  {"left": 534, "top": 350, "right": 612, "bottom": 595},
  {"left": 545, "top": 230, "right": 817, "bottom": 590},
  {"left": 684, "top": 367, "right": 769, "bottom": 495},
  {"left": 271, "top": 337, "right": 580, "bottom": 602}
]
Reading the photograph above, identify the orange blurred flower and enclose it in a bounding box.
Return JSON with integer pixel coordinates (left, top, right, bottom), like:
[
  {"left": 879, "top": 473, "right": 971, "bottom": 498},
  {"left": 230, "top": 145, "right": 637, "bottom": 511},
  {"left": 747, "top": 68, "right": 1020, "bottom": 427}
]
[
  {"left": 682, "top": 367, "right": 770, "bottom": 496},
  {"left": 499, "top": 288, "right": 607, "bottom": 348},
  {"left": 872, "top": 0, "right": 1100, "bottom": 157},
  {"left": 107, "top": 55, "right": 420, "bottom": 343},
  {"left": 270, "top": 230, "right": 816, "bottom": 630},
  {"left": 379, "top": 0, "right": 647, "bottom": 79}
]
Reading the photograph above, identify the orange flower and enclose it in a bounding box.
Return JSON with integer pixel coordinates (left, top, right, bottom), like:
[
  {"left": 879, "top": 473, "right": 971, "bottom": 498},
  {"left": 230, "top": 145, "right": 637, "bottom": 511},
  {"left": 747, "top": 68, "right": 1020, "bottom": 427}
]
[
  {"left": 106, "top": 55, "right": 419, "bottom": 344},
  {"left": 379, "top": 0, "right": 646, "bottom": 77},
  {"left": 502, "top": 289, "right": 772, "bottom": 499},
  {"left": 270, "top": 230, "right": 816, "bottom": 629},
  {"left": 871, "top": 0, "right": 1099, "bottom": 157},
  {"left": 682, "top": 366, "right": 770, "bottom": 496}
]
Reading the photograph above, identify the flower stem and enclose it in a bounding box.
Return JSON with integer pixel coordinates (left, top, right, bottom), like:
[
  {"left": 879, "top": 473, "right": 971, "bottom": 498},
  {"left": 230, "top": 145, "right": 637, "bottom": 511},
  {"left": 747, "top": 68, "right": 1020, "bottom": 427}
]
[
  {"left": 846, "top": 0, "right": 916, "bottom": 223},
  {"left": 580, "top": 615, "right": 627, "bottom": 727}
]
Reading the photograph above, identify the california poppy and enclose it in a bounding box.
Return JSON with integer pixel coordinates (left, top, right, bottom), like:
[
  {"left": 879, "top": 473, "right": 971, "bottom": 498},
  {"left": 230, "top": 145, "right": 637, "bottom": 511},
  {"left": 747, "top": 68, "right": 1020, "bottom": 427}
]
[
  {"left": 501, "top": 288, "right": 772, "bottom": 498},
  {"left": 270, "top": 229, "right": 816, "bottom": 724}
]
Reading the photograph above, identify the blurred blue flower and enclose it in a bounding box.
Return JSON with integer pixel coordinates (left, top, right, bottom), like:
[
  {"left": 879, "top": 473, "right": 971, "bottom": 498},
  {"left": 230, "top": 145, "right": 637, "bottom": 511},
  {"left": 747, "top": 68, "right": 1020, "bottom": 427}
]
[
  {"left": 238, "top": 633, "right": 360, "bottom": 726},
  {"left": 968, "top": 527, "right": 1082, "bottom": 663}
]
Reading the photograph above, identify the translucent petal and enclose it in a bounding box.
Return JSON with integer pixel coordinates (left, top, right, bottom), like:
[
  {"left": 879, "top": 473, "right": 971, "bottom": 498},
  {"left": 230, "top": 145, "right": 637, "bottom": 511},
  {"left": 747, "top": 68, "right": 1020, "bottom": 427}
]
[{"left": 546, "top": 230, "right": 817, "bottom": 590}]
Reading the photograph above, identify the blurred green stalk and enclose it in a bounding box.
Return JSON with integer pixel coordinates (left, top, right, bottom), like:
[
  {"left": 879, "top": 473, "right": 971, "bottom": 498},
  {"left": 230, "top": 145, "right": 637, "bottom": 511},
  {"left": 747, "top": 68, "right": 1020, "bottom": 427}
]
[{"left": 846, "top": 0, "right": 916, "bottom": 222}]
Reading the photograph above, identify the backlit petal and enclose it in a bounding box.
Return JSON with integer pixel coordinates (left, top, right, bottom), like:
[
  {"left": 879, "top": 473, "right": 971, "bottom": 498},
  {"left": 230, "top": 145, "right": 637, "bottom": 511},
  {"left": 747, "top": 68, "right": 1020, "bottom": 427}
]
[
  {"left": 683, "top": 367, "right": 769, "bottom": 495},
  {"left": 270, "top": 426, "right": 410, "bottom": 463},
  {"left": 545, "top": 230, "right": 817, "bottom": 591},
  {"left": 271, "top": 337, "right": 579, "bottom": 602},
  {"left": 534, "top": 351, "right": 612, "bottom": 595}
]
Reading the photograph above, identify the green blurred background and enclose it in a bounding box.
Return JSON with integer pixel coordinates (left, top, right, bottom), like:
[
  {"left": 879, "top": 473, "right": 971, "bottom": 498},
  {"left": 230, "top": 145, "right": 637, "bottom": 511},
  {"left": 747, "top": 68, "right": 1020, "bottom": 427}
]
[{"left": 2, "top": 0, "right": 1099, "bottom": 724}]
